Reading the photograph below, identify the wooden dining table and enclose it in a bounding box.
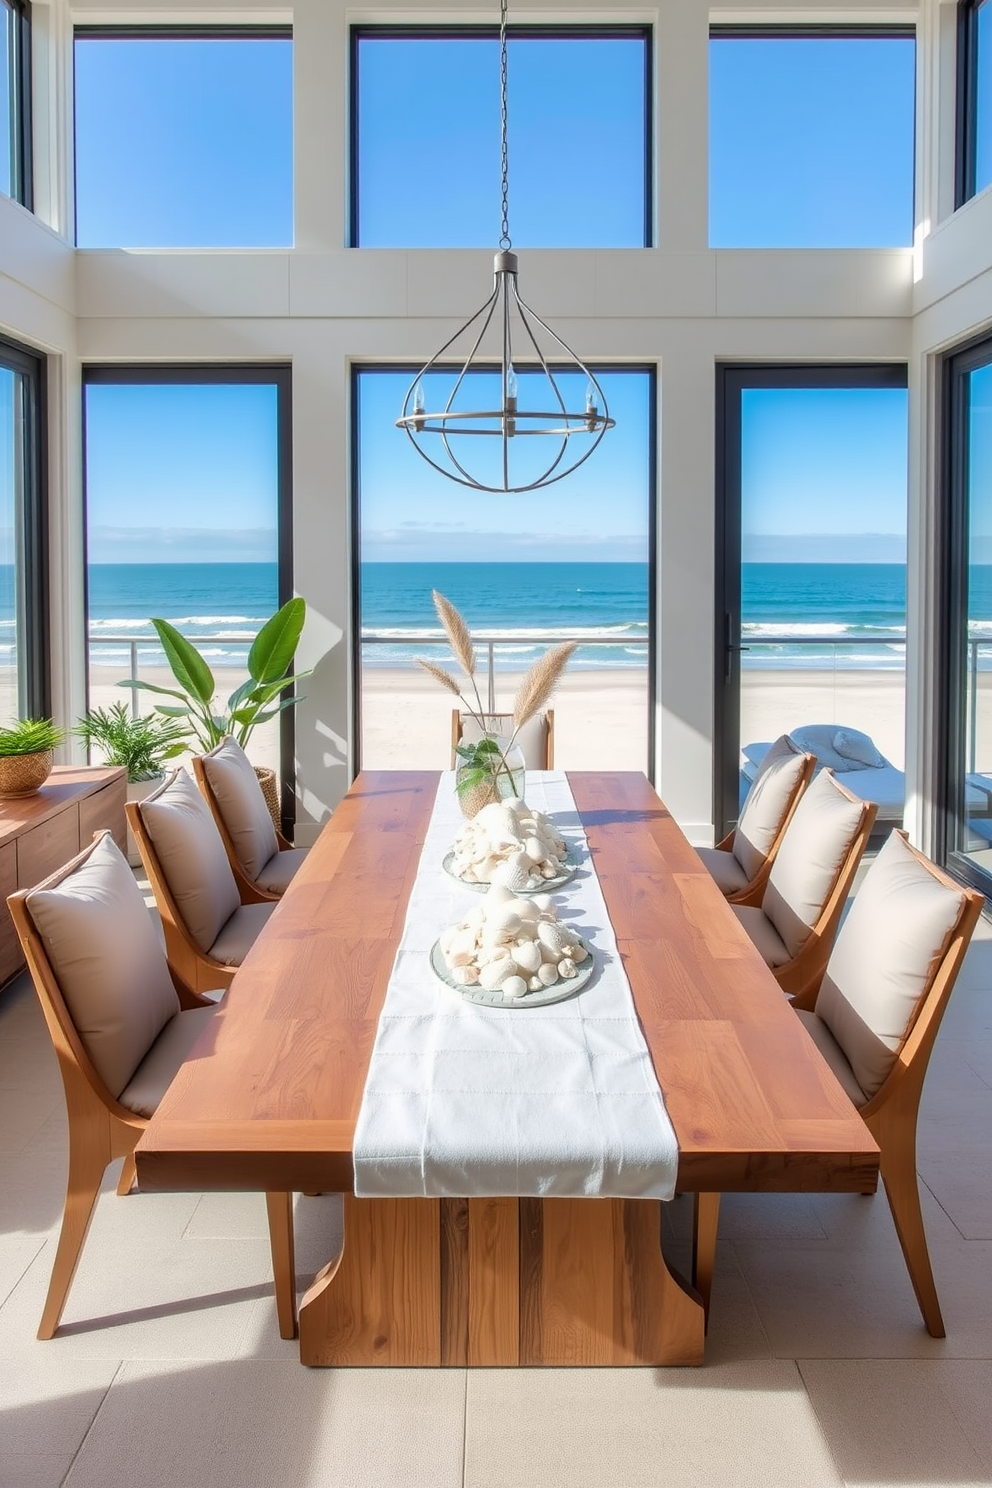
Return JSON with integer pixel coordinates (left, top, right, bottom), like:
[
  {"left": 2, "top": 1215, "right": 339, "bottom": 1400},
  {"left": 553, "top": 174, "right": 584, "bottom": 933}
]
[{"left": 135, "top": 770, "right": 879, "bottom": 1367}]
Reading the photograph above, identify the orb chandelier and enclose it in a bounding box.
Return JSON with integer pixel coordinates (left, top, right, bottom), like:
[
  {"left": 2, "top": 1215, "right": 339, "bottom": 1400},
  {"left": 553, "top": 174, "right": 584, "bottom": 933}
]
[{"left": 395, "top": 0, "right": 615, "bottom": 494}]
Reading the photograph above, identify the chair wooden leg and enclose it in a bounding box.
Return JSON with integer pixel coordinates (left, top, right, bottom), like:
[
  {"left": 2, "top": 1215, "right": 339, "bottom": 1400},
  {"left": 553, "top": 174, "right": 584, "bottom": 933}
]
[
  {"left": 39, "top": 1145, "right": 108, "bottom": 1340},
  {"left": 116, "top": 1153, "right": 137, "bottom": 1196},
  {"left": 880, "top": 1146, "right": 945, "bottom": 1337},
  {"left": 691, "top": 1192, "right": 720, "bottom": 1330},
  {"left": 265, "top": 1191, "right": 297, "bottom": 1340}
]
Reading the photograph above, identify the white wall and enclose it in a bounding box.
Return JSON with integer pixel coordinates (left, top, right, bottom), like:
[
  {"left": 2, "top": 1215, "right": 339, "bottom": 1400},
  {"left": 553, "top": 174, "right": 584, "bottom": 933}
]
[{"left": 1, "top": 0, "right": 989, "bottom": 846}]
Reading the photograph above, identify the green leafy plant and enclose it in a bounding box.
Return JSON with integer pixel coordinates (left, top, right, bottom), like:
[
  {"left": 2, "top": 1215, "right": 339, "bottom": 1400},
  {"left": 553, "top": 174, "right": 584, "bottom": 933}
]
[
  {"left": 0, "top": 717, "right": 65, "bottom": 757},
  {"left": 121, "top": 597, "right": 311, "bottom": 753},
  {"left": 74, "top": 703, "right": 188, "bottom": 782}
]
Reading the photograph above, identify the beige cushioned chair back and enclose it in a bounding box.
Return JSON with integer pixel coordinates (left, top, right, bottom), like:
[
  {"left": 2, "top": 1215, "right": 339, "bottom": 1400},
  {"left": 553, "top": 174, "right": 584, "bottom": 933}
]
[
  {"left": 139, "top": 769, "right": 240, "bottom": 954},
  {"left": 815, "top": 831, "right": 967, "bottom": 1100},
  {"left": 762, "top": 771, "right": 866, "bottom": 959},
  {"left": 733, "top": 734, "right": 808, "bottom": 881},
  {"left": 459, "top": 712, "right": 549, "bottom": 771},
  {"left": 200, "top": 736, "right": 278, "bottom": 880},
  {"left": 26, "top": 833, "right": 180, "bottom": 1098}
]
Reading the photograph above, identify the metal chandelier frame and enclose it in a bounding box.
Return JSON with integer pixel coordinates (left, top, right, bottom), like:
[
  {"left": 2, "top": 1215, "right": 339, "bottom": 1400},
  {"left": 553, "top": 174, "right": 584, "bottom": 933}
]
[{"left": 395, "top": 0, "right": 615, "bottom": 494}]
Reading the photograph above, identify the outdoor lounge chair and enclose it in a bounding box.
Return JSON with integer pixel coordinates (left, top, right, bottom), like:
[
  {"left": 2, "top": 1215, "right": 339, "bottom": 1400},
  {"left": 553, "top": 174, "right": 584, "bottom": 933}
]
[{"left": 741, "top": 724, "right": 905, "bottom": 823}]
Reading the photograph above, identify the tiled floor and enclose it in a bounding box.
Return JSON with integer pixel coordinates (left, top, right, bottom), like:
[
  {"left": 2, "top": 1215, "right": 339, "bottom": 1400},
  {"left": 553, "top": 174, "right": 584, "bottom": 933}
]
[{"left": 2, "top": 923, "right": 992, "bottom": 1488}]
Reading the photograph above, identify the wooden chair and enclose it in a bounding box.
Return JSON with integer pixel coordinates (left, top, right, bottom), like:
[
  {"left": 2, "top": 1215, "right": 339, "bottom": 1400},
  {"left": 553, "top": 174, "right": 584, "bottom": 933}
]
[
  {"left": 193, "top": 737, "right": 307, "bottom": 904},
  {"left": 695, "top": 831, "right": 983, "bottom": 1337},
  {"left": 7, "top": 830, "right": 296, "bottom": 1341},
  {"left": 450, "top": 709, "right": 554, "bottom": 770},
  {"left": 732, "top": 770, "right": 878, "bottom": 1001},
  {"left": 127, "top": 767, "right": 277, "bottom": 998},
  {"left": 696, "top": 735, "right": 815, "bottom": 907}
]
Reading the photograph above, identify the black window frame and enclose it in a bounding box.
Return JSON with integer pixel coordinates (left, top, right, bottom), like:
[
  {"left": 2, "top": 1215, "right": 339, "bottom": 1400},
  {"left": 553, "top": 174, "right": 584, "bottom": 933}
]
[
  {"left": 80, "top": 363, "right": 295, "bottom": 835},
  {"left": 349, "top": 24, "right": 653, "bottom": 250},
  {"left": 714, "top": 361, "right": 910, "bottom": 841},
  {"left": 956, "top": 0, "right": 991, "bottom": 206},
  {"left": 3, "top": 0, "right": 33, "bottom": 209},
  {"left": 72, "top": 24, "right": 293, "bottom": 250},
  {"left": 349, "top": 361, "right": 658, "bottom": 784},
  {"left": 708, "top": 23, "right": 917, "bottom": 250},
  {"left": 0, "top": 331, "right": 48, "bottom": 717}
]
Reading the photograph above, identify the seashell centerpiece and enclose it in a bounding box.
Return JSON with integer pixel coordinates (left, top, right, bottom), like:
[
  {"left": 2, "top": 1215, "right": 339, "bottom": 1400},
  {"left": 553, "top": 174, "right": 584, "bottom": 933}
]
[
  {"left": 434, "top": 884, "right": 591, "bottom": 1005},
  {"left": 446, "top": 797, "right": 571, "bottom": 891}
]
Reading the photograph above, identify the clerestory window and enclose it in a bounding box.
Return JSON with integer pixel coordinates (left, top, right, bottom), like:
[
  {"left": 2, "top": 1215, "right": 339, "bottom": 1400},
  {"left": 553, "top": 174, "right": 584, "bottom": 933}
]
[
  {"left": 1, "top": 0, "right": 31, "bottom": 208},
  {"left": 957, "top": 0, "right": 992, "bottom": 204}
]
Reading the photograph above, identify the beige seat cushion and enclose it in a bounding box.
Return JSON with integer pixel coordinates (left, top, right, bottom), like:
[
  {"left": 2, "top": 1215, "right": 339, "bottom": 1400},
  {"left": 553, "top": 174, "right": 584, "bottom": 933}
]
[
  {"left": 255, "top": 846, "right": 309, "bottom": 896},
  {"left": 118, "top": 1004, "right": 220, "bottom": 1118},
  {"left": 733, "top": 734, "right": 808, "bottom": 882},
  {"left": 795, "top": 1009, "right": 868, "bottom": 1108},
  {"left": 459, "top": 713, "right": 549, "bottom": 771},
  {"left": 732, "top": 904, "right": 792, "bottom": 968},
  {"left": 209, "top": 902, "right": 277, "bottom": 966},
  {"left": 140, "top": 770, "right": 240, "bottom": 954},
  {"left": 26, "top": 834, "right": 180, "bottom": 1099},
  {"left": 762, "top": 772, "right": 866, "bottom": 959},
  {"left": 200, "top": 737, "right": 279, "bottom": 881},
  {"left": 815, "top": 831, "right": 967, "bottom": 1100},
  {"left": 695, "top": 845, "right": 750, "bottom": 896}
]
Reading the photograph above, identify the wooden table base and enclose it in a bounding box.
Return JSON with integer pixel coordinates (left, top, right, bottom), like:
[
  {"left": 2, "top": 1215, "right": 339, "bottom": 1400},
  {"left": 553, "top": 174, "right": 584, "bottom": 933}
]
[{"left": 298, "top": 1193, "right": 705, "bottom": 1367}]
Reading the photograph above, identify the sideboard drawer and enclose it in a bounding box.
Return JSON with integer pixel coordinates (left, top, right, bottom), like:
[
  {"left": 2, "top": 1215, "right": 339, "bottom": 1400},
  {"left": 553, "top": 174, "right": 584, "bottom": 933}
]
[
  {"left": 0, "top": 842, "right": 19, "bottom": 985},
  {"left": 79, "top": 777, "right": 128, "bottom": 855},
  {"left": 17, "top": 809, "right": 80, "bottom": 890}
]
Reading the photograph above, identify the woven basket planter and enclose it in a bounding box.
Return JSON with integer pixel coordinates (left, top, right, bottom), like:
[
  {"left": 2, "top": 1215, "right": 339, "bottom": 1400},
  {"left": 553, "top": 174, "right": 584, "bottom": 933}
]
[
  {"left": 253, "top": 765, "right": 282, "bottom": 834},
  {"left": 0, "top": 749, "right": 54, "bottom": 799}
]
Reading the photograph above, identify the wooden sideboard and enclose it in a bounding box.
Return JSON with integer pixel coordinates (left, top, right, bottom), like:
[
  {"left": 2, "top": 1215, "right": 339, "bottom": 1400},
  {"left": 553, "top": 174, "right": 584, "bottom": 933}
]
[{"left": 0, "top": 765, "right": 127, "bottom": 989}]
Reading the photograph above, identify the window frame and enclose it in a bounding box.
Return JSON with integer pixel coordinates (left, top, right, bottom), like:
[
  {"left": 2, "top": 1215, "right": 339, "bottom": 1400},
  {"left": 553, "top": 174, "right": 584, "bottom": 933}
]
[
  {"left": 3, "top": 0, "right": 33, "bottom": 209},
  {"left": 0, "top": 331, "right": 48, "bottom": 716},
  {"left": 956, "top": 0, "right": 990, "bottom": 206},
  {"left": 71, "top": 24, "right": 293, "bottom": 250},
  {"left": 708, "top": 23, "right": 917, "bottom": 250},
  {"left": 349, "top": 24, "right": 653, "bottom": 250},
  {"left": 80, "top": 363, "right": 295, "bottom": 832},
  {"left": 349, "top": 360, "right": 658, "bottom": 784}
]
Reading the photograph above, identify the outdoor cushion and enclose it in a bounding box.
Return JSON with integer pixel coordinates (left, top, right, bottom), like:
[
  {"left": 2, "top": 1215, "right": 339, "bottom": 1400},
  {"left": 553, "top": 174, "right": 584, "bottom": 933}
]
[
  {"left": 255, "top": 846, "right": 309, "bottom": 896},
  {"left": 208, "top": 902, "right": 277, "bottom": 966},
  {"left": 789, "top": 723, "right": 882, "bottom": 774},
  {"left": 26, "top": 833, "right": 179, "bottom": 1099},
  {"left": 118, "top": 1005, "right": 219, "bottom": 1118},
  {"left": 459, "top": 712, "right": 549, "bottom": 771},
  {"left": 762, "top": 772, "right": 866, "bottom": 959},
  {"left": 815, "top": 831, "right": 967, "bottom": 1100},
  {"left": 732, "top": 734, "right": 808, "bottom": 882},
  {"left": 833, "top": 728, "right": 886, "bottom": 769},
  {"left": 794, "top": 1009, "right": 868, "bottom": 1108},
  {"left": 200, "top": 737, "right": 278, "bottom": 880},
  {"left": 732, "top": 904, "right": 792, "bottom": 968},
  {"left": 695, "top": 845, "right": 750, "bottom": 895},
  {"left": 140, "top": 770, "right": 240, "bottom": 955}
]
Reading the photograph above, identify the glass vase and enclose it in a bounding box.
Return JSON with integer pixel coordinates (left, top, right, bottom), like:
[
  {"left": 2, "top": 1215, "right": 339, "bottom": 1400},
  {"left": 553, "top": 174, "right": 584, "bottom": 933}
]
[{"left": 455, "top": 733, "right": 526, "bottom": 819}]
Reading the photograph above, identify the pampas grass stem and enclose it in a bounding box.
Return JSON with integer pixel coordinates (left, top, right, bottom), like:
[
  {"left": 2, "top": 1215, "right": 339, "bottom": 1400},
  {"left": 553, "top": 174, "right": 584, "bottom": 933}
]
[{"left": 512, "top": 642, "right": 576, "bottom": 730}]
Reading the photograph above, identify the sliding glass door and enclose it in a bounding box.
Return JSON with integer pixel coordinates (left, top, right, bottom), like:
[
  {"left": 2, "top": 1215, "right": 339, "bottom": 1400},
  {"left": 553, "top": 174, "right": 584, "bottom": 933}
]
[{"left": 0, "top": 335, "right": 47, "bottom": 720}]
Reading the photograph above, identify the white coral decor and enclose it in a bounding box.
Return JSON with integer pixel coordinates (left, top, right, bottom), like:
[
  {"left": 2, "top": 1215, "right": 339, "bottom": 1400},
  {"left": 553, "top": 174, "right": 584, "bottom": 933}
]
[
  {"left": 438, "top": 884, "right": 588, "bottom": 1000},
  {"left": 448, "top": 797, "right": 568, "bottom": 889}
]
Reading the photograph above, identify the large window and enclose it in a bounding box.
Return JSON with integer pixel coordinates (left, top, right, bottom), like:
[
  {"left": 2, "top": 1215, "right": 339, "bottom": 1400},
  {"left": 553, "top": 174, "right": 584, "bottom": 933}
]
[
  {"left": 81, "top": 367, "right": 293, "bottom": 820},
  {"left": 1, "top": 0, "right": 31, "bottom": 207},
  {"left": 353, "top": 366, "right": 654, "bottom": 774},
  {"left": 958, "top": 0, "right": 992, "bottom": 203},
  {"left": 709, "top": 29, "right": 915, "bottom": 248},
  {"left": 0, "top": 335, "right": 47, "bottom": 720},
  {"left": 352, "top": 28, "right": 650, "bottom": 247},
  {"left": 73, "top": 29, "right": 293, "bottom": 248}
]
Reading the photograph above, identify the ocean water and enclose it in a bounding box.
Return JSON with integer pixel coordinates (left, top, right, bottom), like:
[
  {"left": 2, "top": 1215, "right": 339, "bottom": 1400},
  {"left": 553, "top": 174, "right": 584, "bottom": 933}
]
[{"left": 42, "top": 558, "right": 992, "bottom": 678}]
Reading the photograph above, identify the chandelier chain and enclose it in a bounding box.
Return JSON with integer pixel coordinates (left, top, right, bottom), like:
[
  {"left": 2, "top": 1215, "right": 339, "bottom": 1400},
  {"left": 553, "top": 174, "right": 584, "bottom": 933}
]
[{"left": 499, "top": 0, "right": 511, "bottom": 250}]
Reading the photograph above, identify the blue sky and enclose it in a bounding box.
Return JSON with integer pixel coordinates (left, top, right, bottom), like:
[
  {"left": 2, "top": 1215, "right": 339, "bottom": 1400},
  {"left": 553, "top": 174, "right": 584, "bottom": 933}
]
[{"left": 73, "top": 30, "right": 922, "bottom": 563}]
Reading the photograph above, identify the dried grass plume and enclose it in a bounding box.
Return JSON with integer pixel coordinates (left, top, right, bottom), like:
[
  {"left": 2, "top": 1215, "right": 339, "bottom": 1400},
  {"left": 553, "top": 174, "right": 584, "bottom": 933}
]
[
  {"left": 513, "top": 642, "right": 576, "bottom": 729},
  {"left": 414, "top": 658, "right": 462, "bottom": 696},
  {"left": 432, "top": 590, "right": 476, "bottom": 677}
]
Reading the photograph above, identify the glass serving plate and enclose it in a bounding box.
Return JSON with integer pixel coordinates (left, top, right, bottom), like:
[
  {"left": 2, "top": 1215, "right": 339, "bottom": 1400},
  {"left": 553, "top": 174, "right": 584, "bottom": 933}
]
[
  {"left": 429, "top": 939, "right": 593, "bottom": 1008},
  {"left": 441, "top": 846, "right": 577, "bottom": 895}
]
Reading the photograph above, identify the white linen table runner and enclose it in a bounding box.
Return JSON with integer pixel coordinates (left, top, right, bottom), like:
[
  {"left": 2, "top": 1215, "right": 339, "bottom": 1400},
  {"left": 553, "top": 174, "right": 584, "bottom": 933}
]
[{"left": 352, "top": 772, "right": 678, "bottom": 1200}]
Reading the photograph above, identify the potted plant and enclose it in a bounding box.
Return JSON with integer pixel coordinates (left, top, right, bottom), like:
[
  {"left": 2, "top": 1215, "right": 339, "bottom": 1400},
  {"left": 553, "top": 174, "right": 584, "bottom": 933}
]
[
  {"left": 121, "top": 597, "right": 311, "bottom": 827},
  {"left": 74, "top": 703, "right": 189, "bottom": 865},
  {"left": 0, "top": 717, "right": 66, "bottom": 799}
]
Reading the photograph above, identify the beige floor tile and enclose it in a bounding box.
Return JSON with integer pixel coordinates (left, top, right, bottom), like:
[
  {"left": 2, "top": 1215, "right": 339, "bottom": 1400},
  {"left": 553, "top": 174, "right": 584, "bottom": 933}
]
[
  {"left": 0, "top": 1233, "right": 46, "bottom": 1308},
  {"left": 0, "top": 1080, "right": 62, "bottom": 1153},
  {"left": 799, "top": 1360, "right": 990, "bottom": 1487},
  {"left": 0, "top": 1354, "right": 119, "bottom": 1488},
  {"left": 64, "top": 1359, "right": 467, "bottom": 1488},
  {"left": 930, "top": 1362, "right": 992, "bottom": 1474},
  {"left": 464, "top": 1362, "right": 843, "bottom": 1488}
]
